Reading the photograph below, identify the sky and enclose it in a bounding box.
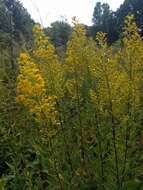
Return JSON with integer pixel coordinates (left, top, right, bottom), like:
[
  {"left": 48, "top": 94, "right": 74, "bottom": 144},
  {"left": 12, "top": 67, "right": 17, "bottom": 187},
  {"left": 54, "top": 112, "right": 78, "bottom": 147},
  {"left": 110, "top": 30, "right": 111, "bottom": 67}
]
[{"left": 19, "top": 0, "right": 124, "bottom": 27}]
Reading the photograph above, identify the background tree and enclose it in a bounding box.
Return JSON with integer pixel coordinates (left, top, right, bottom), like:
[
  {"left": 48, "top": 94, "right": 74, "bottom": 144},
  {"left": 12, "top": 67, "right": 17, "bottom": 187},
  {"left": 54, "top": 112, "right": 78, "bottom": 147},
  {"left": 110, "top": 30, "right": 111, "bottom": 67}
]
[
  {"left": 91, "top": 2, "right": 118, "bottom": 43},
  {"left": 45, "top": 20, "right": 72, "bottom": 47},
  {"left": 44, "top": 20, "right": 72, "bottom": 59},
  {"left": 91, "top": 0, "right": 143, "bottom": 43},
  {"left": 116, "top": 0, "right": 143, "bottom": 35}
]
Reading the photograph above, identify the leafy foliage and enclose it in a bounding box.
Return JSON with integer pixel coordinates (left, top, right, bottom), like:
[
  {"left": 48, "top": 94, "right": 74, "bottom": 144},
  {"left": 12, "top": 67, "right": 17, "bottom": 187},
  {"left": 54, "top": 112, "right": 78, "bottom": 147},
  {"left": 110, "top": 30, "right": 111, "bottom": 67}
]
[{"left": 1, "top": 15, "right": 143, "bottom": 190}]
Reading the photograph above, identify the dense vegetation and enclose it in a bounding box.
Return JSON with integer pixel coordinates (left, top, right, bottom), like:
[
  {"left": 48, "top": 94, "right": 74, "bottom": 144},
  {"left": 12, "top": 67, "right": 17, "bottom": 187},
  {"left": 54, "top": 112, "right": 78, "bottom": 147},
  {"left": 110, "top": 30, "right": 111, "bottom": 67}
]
[{"left": 1, "top": 0, "right": 143, "bottom": 189}]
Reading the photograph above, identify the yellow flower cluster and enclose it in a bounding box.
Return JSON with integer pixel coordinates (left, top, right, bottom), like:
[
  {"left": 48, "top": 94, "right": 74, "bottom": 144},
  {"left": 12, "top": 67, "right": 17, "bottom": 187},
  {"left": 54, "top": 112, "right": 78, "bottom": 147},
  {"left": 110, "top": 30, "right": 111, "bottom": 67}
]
[
  {"left": 16, "top": 53, "right": 58, "bottom": 124},
  {"left": 32, "top": 24, "right": 64, "bottom": 98},
  {"left": 16, "top": 53, "right": 45, "bottom": 100},
  {"left": 65, "top": 19, "right": 89, "bottom": 98}
]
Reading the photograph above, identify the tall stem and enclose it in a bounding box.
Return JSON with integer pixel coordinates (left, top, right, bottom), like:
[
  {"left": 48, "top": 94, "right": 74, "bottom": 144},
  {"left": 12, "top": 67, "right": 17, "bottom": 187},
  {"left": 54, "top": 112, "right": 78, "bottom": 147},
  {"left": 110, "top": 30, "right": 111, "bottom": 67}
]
[
  {"left": 95, "top": 110, "right": 105, "bottom": 188},
  {"left": 49, "top": 138, "right": 63, "bottom": 190},
  {"left": 121, "top": 51, "right": 134, "bottom": 188},
  {"left": 74, "top": 65, "right": 85, "bottom": 168},
  {"left": 56, "top": 101, "right": 74, "bottom": 178},
  {"left": 104, "top": 61, "right": 120, "bottom": 190}
]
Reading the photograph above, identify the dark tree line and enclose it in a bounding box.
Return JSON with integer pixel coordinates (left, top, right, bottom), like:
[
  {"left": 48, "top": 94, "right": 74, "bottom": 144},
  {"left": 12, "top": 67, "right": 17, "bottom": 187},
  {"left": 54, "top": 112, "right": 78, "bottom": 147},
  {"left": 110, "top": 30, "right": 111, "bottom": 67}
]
[
  {"left": 0, "top": 0, "right": 143, "bottom": 51},
  {"left": 90, "top": 0, "right": 143, "bottom": 43},
  {"left": 0, "top": 0, "right": 34, "bottom": 53}
]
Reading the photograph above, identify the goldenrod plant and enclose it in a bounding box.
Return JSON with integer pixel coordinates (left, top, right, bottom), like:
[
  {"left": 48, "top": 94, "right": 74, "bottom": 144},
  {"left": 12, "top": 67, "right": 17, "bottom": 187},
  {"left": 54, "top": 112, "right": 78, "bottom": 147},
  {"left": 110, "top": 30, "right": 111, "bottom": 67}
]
[{"left": 1, "top": 15, "right": 143, "bottom": 189}]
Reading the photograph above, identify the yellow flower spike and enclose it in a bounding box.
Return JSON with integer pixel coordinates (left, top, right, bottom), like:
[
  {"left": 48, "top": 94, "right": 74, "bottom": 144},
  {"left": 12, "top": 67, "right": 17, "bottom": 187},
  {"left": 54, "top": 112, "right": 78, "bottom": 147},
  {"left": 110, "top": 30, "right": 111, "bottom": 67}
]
[
  {"left": 16, "top": 50, "right": 59, "bottom": 124},
  {"left": 64, "top": 20, "right": 89, "bottom": 99},
  {"left": 32, "top": 24, "right": 64, "bottom": 98}
]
